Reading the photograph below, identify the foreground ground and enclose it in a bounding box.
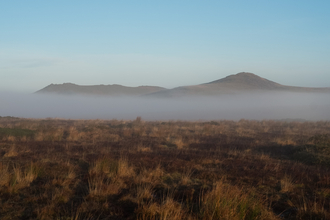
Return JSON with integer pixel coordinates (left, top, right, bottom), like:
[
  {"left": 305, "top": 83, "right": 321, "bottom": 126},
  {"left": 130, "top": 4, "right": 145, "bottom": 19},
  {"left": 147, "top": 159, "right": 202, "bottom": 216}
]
[{"left": 0, "top": 117, "right": 329, "bottom": 219}]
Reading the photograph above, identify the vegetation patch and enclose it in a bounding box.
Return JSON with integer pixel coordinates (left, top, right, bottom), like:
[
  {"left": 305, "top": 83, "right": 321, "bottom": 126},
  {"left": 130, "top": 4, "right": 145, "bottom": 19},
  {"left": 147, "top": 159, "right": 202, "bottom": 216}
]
[
  {"left": 0, "top": 118, "right": 329, "bottom": 219},
  {"left": 0, "top": 127, "right": 35, "bottom": 139}
]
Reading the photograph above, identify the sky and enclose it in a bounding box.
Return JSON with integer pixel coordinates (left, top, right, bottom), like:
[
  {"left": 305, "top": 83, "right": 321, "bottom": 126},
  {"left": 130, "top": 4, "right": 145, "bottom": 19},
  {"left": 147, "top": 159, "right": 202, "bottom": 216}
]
[{"left": 1, "top": 1, "right": 330, "bottom": 92}]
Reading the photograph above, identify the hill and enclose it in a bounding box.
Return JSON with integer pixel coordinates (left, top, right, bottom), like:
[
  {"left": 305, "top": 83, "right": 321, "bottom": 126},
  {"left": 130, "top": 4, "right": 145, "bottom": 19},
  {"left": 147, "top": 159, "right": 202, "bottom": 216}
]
[
  {"left": 36, "top": 72, "right": 330, "bottom": 97},
  {"left": 36, "top": 83, "right": 167, "bottom": 96},
  {"left": 207, "top": 72, "right": 282, "bottom": 89},
  {"left": 146, "top": 72, "right": 330, "bottom": 97}
]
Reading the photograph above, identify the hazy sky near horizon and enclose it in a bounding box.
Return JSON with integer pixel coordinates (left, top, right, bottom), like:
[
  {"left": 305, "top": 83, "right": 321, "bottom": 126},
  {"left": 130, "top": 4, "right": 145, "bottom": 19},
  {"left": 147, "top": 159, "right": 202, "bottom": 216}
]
[{"left": 1, "top": 1, "right": 330, "bottom": 92}]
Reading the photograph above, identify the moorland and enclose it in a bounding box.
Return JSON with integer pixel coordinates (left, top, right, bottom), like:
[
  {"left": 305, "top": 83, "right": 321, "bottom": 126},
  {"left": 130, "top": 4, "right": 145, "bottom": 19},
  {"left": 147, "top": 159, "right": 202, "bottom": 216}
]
[{"left": 0, "top": 116, "right": 330, "bottom": 219}]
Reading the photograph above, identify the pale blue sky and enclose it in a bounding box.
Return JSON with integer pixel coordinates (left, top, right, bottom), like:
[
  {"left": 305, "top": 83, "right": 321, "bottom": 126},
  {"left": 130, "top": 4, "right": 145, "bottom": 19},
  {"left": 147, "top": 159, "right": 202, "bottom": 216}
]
[{"left": 1, "top": 1, "right": 330, "bottom": 92}]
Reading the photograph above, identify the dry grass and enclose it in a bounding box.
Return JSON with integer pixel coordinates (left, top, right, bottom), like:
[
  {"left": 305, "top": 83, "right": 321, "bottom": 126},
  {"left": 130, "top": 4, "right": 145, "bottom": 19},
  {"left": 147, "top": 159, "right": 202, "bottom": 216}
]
[
  {"left": 199, "top": 180, "right": 277, "bottom": 220},
  {"left": 9, "top": 163, "right": 39, "bottom": 191},
  {"left": 136, "top": 165, "right": 164, "bottom": 185},
  {"left": 0, "top": 162, "right": 10, "bottom": 186},
  {"left": 280, "top": 176, "right": 295, "bottom": 193},
  {"left": 136, "top": 197, "right": 185, "bottom": 220},
  {"left": 117, "top": 157, "right": 135, "bottom": 178},
  {"left": 3, "top": 144, "right": 18, "bottom": 157},
  {"left": 0, "top": 117, "right": 330, "bottom": 219},
  {"left": 88, "top": 174, "right": 121, "bottom": 197}
]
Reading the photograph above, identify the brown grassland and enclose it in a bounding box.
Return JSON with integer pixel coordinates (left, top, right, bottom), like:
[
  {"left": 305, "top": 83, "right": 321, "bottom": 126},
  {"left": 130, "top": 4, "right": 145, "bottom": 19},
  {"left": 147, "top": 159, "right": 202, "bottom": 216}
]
[{"left": 0, "top": 116, "right": 329, "bottom": 219}]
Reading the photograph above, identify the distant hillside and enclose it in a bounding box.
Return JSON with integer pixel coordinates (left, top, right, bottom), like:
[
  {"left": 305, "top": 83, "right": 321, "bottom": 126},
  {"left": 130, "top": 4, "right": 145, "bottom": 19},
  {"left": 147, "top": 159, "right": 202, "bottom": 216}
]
[
  {"left": 36, "top": 83, "right": 167, "bottom": 96},
  {"left": 36, "top": 72, "right": 330, "bottom": 97},
  {"left": 146, "top": 72, "right": 330, "bottom": 97},
  {"left": 207, "top": 72, "right": 282, "bottom": 89}
]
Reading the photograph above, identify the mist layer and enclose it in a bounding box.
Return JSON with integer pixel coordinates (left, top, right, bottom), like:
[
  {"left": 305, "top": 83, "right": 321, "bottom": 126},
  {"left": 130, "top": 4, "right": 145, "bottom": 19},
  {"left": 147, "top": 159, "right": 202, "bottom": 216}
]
[{"left": 0, "top": 92, "right": 329, "bottom": 121}]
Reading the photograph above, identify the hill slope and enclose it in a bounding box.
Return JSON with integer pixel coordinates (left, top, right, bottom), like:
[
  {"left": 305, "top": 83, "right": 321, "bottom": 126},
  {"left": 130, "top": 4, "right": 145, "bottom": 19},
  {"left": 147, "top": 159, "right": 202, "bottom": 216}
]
[
  {"left": 146, "top": 72, "right": 330, "bottom": 97},
  {"left": 36, "top": 72, "right": 330, "bottom": 97},
  {"left": 36, "top": 83, "right": 167, "bottom": 96},
  {"left": 207, "top": 72, "right": 282, "bottom": 89}
]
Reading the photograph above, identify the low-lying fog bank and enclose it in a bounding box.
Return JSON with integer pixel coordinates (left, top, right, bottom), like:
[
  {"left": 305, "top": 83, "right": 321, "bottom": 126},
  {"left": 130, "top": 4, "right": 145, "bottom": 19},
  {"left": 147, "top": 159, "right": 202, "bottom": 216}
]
[{"left": 0, "top": 92, "right": 329, "bottom": 121}]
